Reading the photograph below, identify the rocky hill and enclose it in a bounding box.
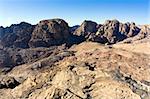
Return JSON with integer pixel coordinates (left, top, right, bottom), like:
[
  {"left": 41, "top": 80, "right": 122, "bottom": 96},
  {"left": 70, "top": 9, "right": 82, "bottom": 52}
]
[{"left": 0, "top": 19, "right": 150, "bottom": 99}]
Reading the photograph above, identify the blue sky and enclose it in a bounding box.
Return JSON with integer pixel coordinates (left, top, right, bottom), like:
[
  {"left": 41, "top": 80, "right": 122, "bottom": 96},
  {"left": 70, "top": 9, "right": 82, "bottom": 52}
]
[{"left": 0, "top": 0, "right": 149, "bottom": 27}]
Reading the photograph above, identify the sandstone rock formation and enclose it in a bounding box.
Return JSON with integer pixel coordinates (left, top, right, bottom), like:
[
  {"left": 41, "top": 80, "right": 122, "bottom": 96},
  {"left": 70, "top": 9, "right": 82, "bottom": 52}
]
[
  {"left": 87, "top": 20, "right": 141, "bottom": 44},
  {"left": 121, "top": 25, "right": 150, "bottom": 43},
  {"left": 29, "top": 19, "right": 71, "bottom": 47},
  {"left": 71, "top": 19, "right": 143, "bottom": 44},
  {"left": 73, "top": 20, "right": 98, "bottom": 38}
]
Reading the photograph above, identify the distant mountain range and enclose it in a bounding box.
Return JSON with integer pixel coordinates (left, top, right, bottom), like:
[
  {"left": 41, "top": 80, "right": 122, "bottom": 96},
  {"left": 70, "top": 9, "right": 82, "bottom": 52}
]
[
  {"left": 0, "top": 18, "right": 150, "bottom": 68},
  {"left": 0, "top": 19, "right": 149, "bottom": 48}
]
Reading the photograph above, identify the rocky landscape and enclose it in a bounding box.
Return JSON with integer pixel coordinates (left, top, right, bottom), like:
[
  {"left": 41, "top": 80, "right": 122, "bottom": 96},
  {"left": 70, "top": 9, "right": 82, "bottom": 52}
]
[{"left": 0, "top": 18, "right": 150, "bottom": 99}]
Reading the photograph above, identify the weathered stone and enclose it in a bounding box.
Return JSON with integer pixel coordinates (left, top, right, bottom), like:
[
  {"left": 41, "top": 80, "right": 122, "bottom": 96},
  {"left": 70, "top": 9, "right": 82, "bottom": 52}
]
[
  {"left": 88, "top": 20, "right": 142, "bottom": 44},
  {"left": 29, "top": 19, "right": 71, "bottom": 47},
  {"left": 0, "top": 26, "right": 4, "bottom": 39},
  {"left": 0, "top": 49, "right": 12, "bottom": 68},
  {"left": 0, "top": 76, "right": 20, "bottom": 89},
  {"left": 74, "top": 20, "right": 98, "bottom": 37},
  {"left": 1, "top": 22, "right": 34, "bottom": 48}
]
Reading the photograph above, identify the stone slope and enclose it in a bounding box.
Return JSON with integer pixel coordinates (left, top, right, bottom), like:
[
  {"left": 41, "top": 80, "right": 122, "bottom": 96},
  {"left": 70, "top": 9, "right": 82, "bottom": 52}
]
[{"left": 0, "top": 42, "right": 149, "bottom": 99}]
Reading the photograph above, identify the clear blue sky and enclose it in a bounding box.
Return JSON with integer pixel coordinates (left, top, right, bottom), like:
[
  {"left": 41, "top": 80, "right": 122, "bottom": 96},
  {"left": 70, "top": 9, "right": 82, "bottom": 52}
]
[{"left": 0, "top": 0, "right": 149, "bottom": 27}]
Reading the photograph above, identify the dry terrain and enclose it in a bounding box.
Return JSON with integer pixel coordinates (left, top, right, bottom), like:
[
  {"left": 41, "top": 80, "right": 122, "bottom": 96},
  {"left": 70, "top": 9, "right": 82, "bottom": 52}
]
[
  {"left": 0, "top": 19, "right": 150, "bottom": 99},
  {"left": 0, "top": 42, "right": 149, "bottom": 99}
]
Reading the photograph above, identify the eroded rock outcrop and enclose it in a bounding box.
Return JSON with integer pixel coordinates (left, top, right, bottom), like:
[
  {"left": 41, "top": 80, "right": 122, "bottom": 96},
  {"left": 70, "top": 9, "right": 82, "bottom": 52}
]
[
  {"left": 73, "top": 20, "right": 98, "bottom": 38},
  {"left": 87, "top": 20, "right": 141, "bottom": 44},
  {"left": 121, "top": 25, "right": 150, "bottom": 43},
  {"left": 72, "top": 19, "right": 142, "bottom": 44},
  {"left": 29, "top": 19, "right": 71, "bottom": 47},
  {"left": 0, "top": 49, "right": 12, "bottom": 68},
  {"left": 1, "top": 22, "right": 34, "bottom": 48},
  {"left": 1, "top": 45, "right": 67, "bottom": 68}
]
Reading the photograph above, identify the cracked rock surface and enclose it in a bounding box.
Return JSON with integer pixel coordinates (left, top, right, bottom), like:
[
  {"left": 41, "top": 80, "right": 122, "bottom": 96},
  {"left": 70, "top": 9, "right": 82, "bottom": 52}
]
[{"left": 0, "top": 42, "right": 149, "bottom": 99}]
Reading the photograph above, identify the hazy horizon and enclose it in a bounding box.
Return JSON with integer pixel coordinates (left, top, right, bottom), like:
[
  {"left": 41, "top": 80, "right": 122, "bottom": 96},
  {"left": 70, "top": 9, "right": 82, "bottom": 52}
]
[{"left": 0, "top": 0, "right": 149, "bottom": 27}]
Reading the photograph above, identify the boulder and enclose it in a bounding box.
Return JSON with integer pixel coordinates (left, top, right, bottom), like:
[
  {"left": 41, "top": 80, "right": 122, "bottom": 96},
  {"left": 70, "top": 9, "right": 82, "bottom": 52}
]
[
  {"left": 0, "top": 76, "right": 20, "bottom": 89},
  {"left": 29, "top": 19, "right": 70, "bottom": 47}
]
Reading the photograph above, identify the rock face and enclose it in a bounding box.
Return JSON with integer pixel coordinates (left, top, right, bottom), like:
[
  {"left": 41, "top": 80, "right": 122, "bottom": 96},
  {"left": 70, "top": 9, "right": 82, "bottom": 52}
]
[
  {"left": 121, "top": 25, "right": 150, "bottom": 43},
  {"left": 96, "top": 20, "right": 126, "bottom": 43},
  {"left": 0, "top": 45, "right": 66, "bottom": 68},
  {"left": 0, "top": 22, "right": 34, "bottom": 48},
  {"left": 0, "top": 26, "right": 4, "bottom": 39},
  {"left": 69, "top": 25, "right": 80, "bottom": 34},
  {"left": 72, "top": 20, "right": 142, "bottom": 44},
  {"left": 29, "top": 19, "right": 71, "bottom": 47},
  {"left": 73, "top": 20, "right": 98, "bottom": 37},
  {"left": 0, "top": 49, "right": 12, "bottom": 68},
  {"left": 87, "top": 20, "right": 141, "bottom": 44}
]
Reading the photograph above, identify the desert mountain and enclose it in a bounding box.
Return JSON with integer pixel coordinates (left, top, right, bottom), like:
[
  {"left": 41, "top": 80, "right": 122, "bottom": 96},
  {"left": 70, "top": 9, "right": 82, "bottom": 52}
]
[
  {"left": 0, "top": 19, "right": 150, "bottom": 99},
  {"left": 0, "top": 19, "right": 149, "bottom": 68}
]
